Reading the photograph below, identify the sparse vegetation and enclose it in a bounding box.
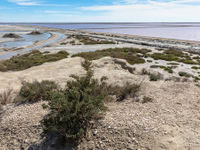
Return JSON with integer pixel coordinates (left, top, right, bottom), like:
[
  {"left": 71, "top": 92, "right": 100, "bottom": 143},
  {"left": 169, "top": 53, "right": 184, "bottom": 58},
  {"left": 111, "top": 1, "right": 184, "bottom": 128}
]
[
  {"left": 113, "top": 83, "right": 140, "bottom": 101},
  {"left": 0, "top": 88, "right": 14, "bottom": 110},
  {"left": 0, "top": 50, "right": 69, "bottom": 72},
  {"left": 72, "top": 47, "right": 151, "bottom": 65},
  {"left": 142, "top": 96, "right": 153, "bottom": 103},
  {"left": 150, "top": 65, "right": 173, "bottom": 73},
  {"left": 193, "top": 76, "right": 200, "bottom": 81},
  {"left": 69, "top": 35, "right": 116, "bottom": 45},
  {"left": 167, "top": 62, "right": 179, "bottom": 65},
  {"left": 150, "top": 49, "right": 199, "bottom": 65},
  {"left": 149, "top": 73, "right": 161, "bottom": 81},
  {"left": 178, "top": 72, "right": 192, "bottom": 78},
  {"left": 10, "top": 60, "right": 141, "bottom": 145},
  {"left": 147, "top": 60, "right": 153, "bottom": 63},
  {"left": 191, "top": 66, "right": 200, "bottom": 70},
  {"left": 16, "top": 80, "right": 58, "bottom": 103}
]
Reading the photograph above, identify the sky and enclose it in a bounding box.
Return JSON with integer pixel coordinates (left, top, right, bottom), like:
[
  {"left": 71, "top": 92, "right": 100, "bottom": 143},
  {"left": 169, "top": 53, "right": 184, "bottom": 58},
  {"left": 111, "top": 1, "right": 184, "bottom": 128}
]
[{"left": 0, "top": 0, "right": 200, "bottom": 22}]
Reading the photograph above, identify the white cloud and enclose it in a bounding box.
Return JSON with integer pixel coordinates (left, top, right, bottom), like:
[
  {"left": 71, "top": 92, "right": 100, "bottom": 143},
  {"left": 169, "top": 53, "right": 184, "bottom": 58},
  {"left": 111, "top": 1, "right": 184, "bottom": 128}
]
[
  {"left": 121, "top": 0, "right": 200, "bottom": 5},
  {"left": 81, "top": 0, "right": 200, "bottom": 22},
  {"left": 44, "top": 10, "right": 72, "bottom": 14},
  {"left": 8, "top": 0, "right": 41, "bottom": 6},
  {"left": 8, "top": 0, "right": 70, "bottom": 6}
]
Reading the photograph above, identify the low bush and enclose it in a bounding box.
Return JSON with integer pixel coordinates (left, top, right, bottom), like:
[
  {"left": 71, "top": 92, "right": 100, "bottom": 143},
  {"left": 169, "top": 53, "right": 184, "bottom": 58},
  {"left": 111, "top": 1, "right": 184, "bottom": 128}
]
[
  {"left": 147, "top": 60, "right": 153, "bottom": 62},
  {"left": 16, "top": 80, "right": 58, "bottom": 103},
  {"left": 72, "top": 47, "right": 151, "bottom": 65},
  {"left": 149, "top": 73, "right": 161, "bottom": 81},
  {"left": 178, "top": 72, "right": 191, "bottom": 78},
  {"left": 150, "top": 50, "right": 199, "bottom": 65},
  {"left": 0, "top": 50, "right": 69, "bottom": 72},
  {"left": 193, "top": 76, "right": 200, "bottom": 81},
  {"left": 41, "top": 60, "right": 109, "bottom": 144},
  {"left": 167, "top": 62, "right": 179, "bottom": 65},
  {"left": 69, "top": 35, "right": 115, "bottom": 45},
  {"left": 164, "top": 49, "right": 185, "bottom": 57},
  {"left": 142, "top": 96, "right": 153, "bottom": 103},
  {"left": 111, "top": 83, "right": 140, "bottom": 101},
  {"left": 150, "top": 65, "right": 173, "bottom": 73},
  {"left": 191, "top": 66, "right": 200, "bottom": 70}
]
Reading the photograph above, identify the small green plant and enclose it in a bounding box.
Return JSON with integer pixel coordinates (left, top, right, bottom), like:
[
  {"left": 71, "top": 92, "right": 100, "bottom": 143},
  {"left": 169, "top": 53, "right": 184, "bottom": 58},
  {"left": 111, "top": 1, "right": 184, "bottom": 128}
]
[
  {"left": 142, "top": 96, "right": 153, "bottom": 103},
  {"left": 192, "top": 76, "right": 200, "bottom": 81},
  {"left": 178, "top": 72, "right": 191, "bottom": 78},
  {"left": 191, "top": 66, "right": 200, "bottom": 70},
  {"left": 113, "top": 83, "right": 140, "bottom": 101},
  {"left": 17, "top": 80, "right": 58, "bottom": 103},
  {"left": 149, "top": 73, "right": 160, "bottom": 81},
  {"left": 141, "top": 68, "right": 149, "bottom": 75},
  {"left": 147, "top": 60, "right": 153, "bottom": 63},
  {"left": 150, "top": 65, "right": 173, "bottom": 73},
  {"left": 167, "top": 63, "right": 179, "bottom": 65}
]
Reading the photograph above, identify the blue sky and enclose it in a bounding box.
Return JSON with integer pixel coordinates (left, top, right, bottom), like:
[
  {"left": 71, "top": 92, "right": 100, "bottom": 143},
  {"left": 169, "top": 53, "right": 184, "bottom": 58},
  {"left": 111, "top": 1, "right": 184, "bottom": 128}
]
[{"left": 0, "top": 0, "right": 200, "bottom": 22}]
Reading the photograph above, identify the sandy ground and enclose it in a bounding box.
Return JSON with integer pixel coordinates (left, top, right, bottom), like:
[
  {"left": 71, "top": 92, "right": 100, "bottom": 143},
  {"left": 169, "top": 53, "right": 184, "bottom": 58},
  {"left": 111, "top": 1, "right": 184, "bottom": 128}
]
[
  {"left": 0, "top": 57, "right": 200, "bottom": 150},
  {"left": 0, "top": 25, "right": 34, "bottom": 31}
]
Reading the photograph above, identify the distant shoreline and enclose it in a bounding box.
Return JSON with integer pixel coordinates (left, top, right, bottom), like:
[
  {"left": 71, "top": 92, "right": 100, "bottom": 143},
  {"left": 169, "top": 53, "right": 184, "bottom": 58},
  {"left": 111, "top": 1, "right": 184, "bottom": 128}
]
[{"left": 20, "top": 24, "right": 200, "bottom": 53}]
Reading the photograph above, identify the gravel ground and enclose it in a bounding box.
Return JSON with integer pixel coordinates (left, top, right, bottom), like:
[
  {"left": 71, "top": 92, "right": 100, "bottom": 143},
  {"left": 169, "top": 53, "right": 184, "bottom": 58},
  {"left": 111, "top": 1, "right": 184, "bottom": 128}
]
[{"left": 0, "top": 57, "right": 200, "bottom": 150}]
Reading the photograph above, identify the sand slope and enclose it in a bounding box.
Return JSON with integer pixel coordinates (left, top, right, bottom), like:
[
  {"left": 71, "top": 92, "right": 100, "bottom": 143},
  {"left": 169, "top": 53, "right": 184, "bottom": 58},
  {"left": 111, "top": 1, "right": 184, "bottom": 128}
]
[{"left": 0, "top": 57, "right": 200, "bottom": 150}]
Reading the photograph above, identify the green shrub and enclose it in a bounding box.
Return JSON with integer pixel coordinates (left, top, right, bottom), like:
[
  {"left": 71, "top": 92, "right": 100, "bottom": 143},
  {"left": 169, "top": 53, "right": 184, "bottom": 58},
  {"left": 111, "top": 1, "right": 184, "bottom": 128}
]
[
  {"left": 150, "top": 65, "right": 173, "bottom": 73},
  {"left": 72, "top": 47, "right": 149, "bottom": 65},
  {"left": 17, "top": 80, "right": 58, "bottom": 103},
  {"left": 111, "top": 83, "right": 140, "bottom": 101},
  {"left": 164, "top": 49, "right": 185, "bottom": 57},
  {"left": 142, "top": 96, "right": 153, "bottom": 103},
  {"left": 191, "top": 66, "right": 200, "bottom": 70},
  {"left": 149, "top": 50, "right": 199, "bottom": 65},
  {"left": 0, "top": 50, "right": 69, "bottom": 72},
  {"left": 41, "top": 60, "right": 108, "bottom": 144},
  {"left": 167, "top": 63, "right": 179, "bottom": 65},
  {"left": 70, "top": 35, "right": 115, "bottom": 45},
  {"left": 149, "top": 73, "right": 160, "bottom": 81},
  {"left": 193, "top": 76, "right": 200, "bottom": 81},
  {"left": 147, "top": 60, "right": 153, "bottom": 63},
  {"left": 178, "top": 72, "right": 191, "bottom": 78}
]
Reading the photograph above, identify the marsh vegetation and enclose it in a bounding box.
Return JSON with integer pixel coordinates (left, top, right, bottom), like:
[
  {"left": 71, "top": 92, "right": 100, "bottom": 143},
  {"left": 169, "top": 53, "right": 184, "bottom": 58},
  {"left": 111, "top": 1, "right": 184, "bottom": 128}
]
[
  {"left": 72, "top": 47, "right": 151, "bottom": 65},
  {"left": 0, "top": 50, "right": 69, "bottom": 71},
  {"left": 69, "top": 35, "right": 116, "bottom": 45}
]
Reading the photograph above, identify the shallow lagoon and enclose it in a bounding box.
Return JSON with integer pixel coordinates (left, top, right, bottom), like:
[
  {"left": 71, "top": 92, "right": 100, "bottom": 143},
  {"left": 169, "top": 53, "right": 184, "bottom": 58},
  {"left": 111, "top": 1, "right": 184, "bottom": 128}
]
[{"left": 0, "top": 32, "right": 51, "bottom": 48}]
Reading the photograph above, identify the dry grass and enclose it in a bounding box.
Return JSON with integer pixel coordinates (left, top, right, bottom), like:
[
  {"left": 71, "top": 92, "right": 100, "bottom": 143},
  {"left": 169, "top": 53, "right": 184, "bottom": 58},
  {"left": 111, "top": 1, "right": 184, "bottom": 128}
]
[{"left": 0, "top": 88, "right": 14, "bottom": 110}]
